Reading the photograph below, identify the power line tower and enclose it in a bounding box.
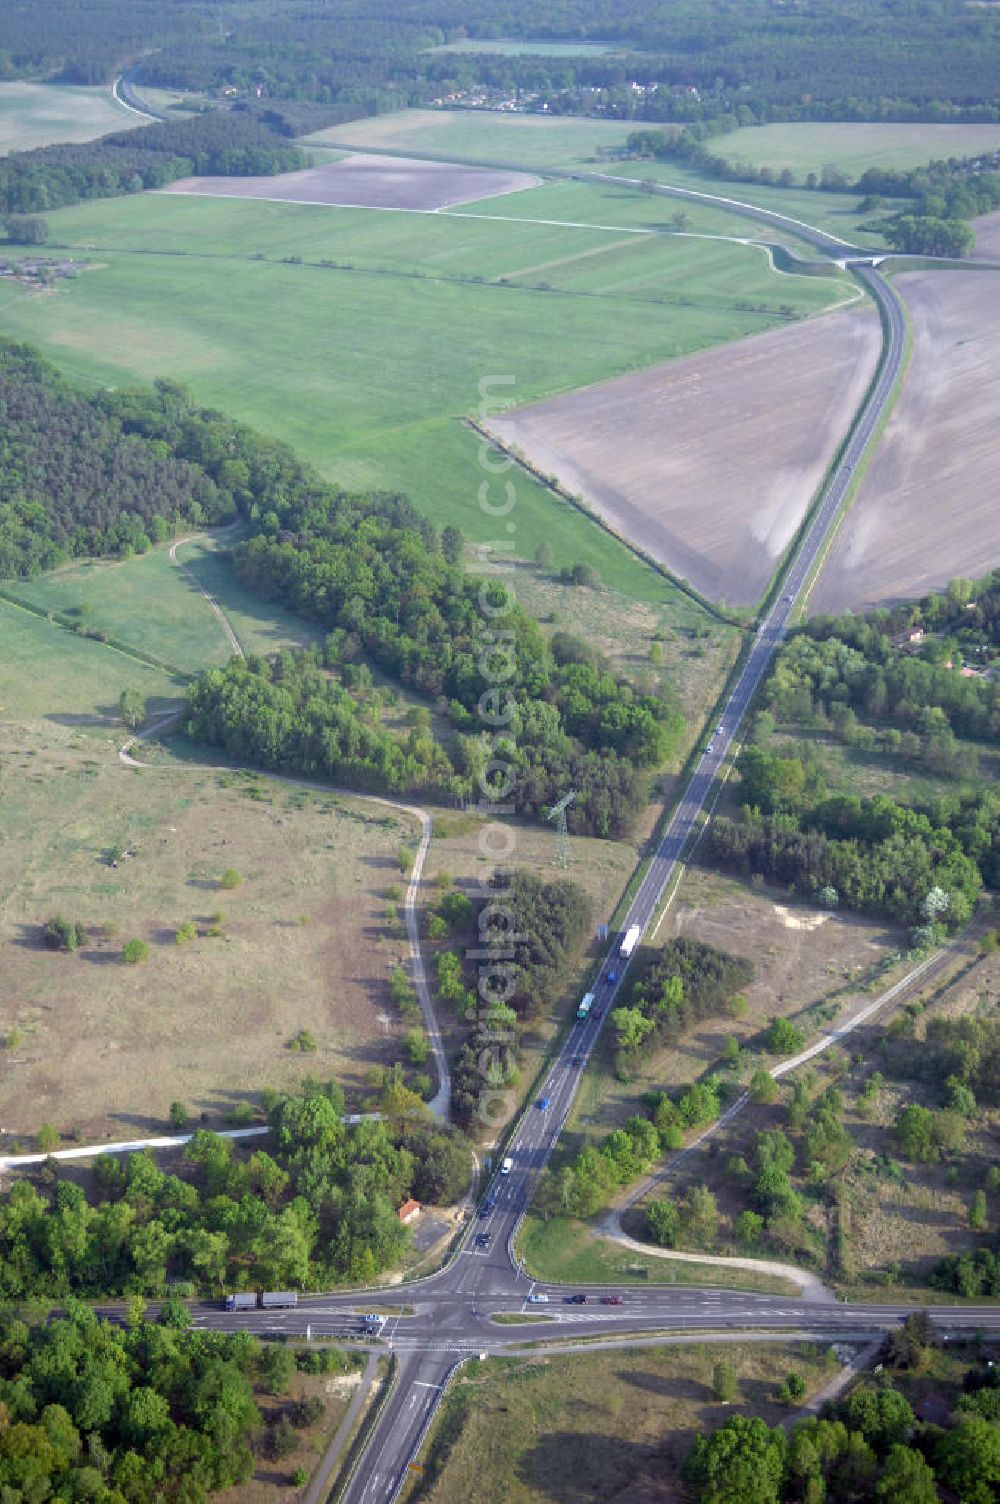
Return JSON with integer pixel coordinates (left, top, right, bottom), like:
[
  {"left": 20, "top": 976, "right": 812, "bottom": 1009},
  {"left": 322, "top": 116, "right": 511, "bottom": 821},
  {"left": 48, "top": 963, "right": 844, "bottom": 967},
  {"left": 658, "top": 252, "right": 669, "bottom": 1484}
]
[{"left": 546, "top": 791, "right": 576, "bottom": 869}]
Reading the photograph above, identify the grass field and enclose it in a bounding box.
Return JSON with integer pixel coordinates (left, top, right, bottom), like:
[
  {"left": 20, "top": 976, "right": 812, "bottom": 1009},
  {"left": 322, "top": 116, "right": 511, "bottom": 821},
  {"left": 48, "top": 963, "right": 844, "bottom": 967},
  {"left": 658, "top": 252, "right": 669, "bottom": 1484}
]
[
  {"left": 602, "top": 160, "right": 900, "bottom": 248},
  {"left": 0, "top": 81, "right": 136, "bottom": 153},
  {"left": 718, "top": 121, "right": 1000, "bottom": 179},
  {"left": 405, "top": 1339, "right": 841, "bottom": 1503},
  {"left": 0, "top": 727, "right": 420, "bottom": 1140},
  {"left": 0, "top": 189, "right": 850, "bottom": 605},
  {"left": 300, "top": 108, "right": 635, "bottom": 167},
  {"left": 517, "top": 1216, "right": 798, "bottom": 1294},
  {"left": 0, "top": 596, "right": 183, "bottom": 730}
]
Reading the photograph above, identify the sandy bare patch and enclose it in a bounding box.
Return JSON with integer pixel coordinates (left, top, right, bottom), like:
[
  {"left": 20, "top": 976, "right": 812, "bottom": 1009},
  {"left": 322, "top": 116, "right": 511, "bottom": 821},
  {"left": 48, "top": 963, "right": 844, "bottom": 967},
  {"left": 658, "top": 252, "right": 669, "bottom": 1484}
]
[
  {"left": 810, "top": 270, "right": 1000, "bottom": 614},
  {"left": 486, "top": 306, "right": 880, "bottom": 607},
  {"left": 160, "top": 153, "right": 540, "bottom": 212},
  {"left": 773, "top": 904, "right": 830, "bottom": 931}
]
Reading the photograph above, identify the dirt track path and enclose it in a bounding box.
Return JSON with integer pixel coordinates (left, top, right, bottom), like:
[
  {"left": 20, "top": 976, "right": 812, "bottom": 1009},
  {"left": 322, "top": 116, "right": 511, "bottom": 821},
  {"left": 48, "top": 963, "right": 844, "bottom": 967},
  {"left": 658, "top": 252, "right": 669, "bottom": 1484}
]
[{"left": 169, "top": 532, "right": 244, "bottom": 658}]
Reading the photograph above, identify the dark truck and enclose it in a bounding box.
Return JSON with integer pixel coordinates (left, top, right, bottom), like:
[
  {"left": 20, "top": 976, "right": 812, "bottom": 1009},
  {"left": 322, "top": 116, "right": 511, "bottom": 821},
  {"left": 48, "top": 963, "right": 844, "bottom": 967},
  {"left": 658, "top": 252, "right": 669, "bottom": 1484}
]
[{"left": 224, "top": 1291, "right": 298, "bottom": 1311}]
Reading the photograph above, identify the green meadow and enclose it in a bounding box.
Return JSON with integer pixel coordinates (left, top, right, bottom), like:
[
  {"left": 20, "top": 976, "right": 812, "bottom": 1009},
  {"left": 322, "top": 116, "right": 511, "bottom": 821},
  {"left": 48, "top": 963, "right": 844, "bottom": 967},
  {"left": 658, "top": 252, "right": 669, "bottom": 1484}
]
[
  {"left": 0, "top": 597, "right": 182, "bottom": 732},
  {"left": 2, "top": 183, "right": 853, "bottom": 604},
  {"left": 718, "top": 120, "right": 1000, "bottom": 178},
  {"left": 300, "top": 107, "right": 635, "bottom": 166},
  {"left": 0, "top": 81, "right": 135, "bottom": 154}
]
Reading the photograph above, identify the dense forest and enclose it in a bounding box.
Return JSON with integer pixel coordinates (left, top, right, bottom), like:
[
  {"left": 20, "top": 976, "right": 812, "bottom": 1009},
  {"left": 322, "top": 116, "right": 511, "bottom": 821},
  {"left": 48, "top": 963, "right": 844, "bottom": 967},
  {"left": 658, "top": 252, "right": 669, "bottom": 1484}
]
[
  {"left": 0, "top": 1304, "right": 265, "bottom": 1501},
  {"left": 3, "top": 0, "right": 1000, "bottom": 125},
  {"left": 450, "top": 871, "right": 592, "bottom": 1126},
  {"left": 0, "top": 344, "right": 232, "bottom": 574},
  {"left": 705, "top": 575, "right": 1000, "bottom": 932},
  {"left": 0, "top": 1080, "right": 470, "bottom": 1299},
  {"left": 682, "top": 1332, "right": 1000, "bottom": 1504},
  {"left": 0, "top": 113, "right": 305, "bottom": 216}
]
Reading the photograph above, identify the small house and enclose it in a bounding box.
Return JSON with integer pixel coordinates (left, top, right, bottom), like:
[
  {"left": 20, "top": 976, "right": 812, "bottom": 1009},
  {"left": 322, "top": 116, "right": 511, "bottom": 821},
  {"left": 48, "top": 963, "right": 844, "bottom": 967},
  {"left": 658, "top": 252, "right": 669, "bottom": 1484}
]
[{"left": 397, "top": 1198, "right": 421, "bottom": 1225}]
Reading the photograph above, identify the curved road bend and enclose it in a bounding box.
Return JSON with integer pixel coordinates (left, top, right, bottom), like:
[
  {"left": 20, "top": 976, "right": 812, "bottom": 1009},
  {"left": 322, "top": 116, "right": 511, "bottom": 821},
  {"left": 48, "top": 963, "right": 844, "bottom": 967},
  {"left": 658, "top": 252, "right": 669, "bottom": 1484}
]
[{"left": 197, "top": 263, "right": 905, "bottom": 1504}]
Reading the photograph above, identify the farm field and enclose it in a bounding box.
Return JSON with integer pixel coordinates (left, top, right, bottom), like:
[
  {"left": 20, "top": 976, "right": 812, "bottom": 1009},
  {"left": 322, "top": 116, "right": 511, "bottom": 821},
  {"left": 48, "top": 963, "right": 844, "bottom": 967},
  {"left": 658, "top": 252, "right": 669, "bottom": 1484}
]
[
  {"left": 972, "top": 204, "right": 1000, "bottom": 258},
  {"left": 0, "top": 81, "right": 134, "bottom": 153},
  {"left": 716, "top": 121, "right": 1000, "bottom": 179},
  {"left": 299, "top": 107, "right": 638, "bottom": 167},
  {"left": 562, "top": 865, "right": 902, "bottom": 1161},
  {"left": 2, "top": 190, "right": 852, "bottom": 605},
  {"left": 0, "top": 596, "right": 182, "bottom": 731},
  {"left": 487, "top": 303, "right": 880, "bottom": 607},
  {"left": 162, "top": 153, "right": 542, "bottom": 211},
  {"left": 404, "top": 1341, "right": 841, "bottom": 1504},
  {"left": 0, "top": 727, "right": 419, "bottom": 1142},
  {"left": 810, "top": 270, "right": 1000, "bottom": 614}
]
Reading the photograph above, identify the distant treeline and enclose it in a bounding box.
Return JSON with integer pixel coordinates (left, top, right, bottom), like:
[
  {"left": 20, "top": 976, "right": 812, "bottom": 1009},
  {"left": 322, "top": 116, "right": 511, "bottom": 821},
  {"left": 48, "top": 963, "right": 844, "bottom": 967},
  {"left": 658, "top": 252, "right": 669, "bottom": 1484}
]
[
  {"left": 4, "top": 0, "right": 1000, "bottom": 125},
  {"left": 0, "top": 112, "right": 305, "bottom": 216}
]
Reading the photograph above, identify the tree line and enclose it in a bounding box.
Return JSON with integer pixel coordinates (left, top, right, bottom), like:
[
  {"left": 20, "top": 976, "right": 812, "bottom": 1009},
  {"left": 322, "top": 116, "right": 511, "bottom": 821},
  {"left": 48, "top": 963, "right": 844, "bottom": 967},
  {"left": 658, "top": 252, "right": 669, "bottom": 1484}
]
[
  {"left": 450, "top": 871, "right": 592, "bottom": 1127},
  {"left": 0, "top": 1080, "right": 470, "bottom": 1300},
  {"left": 0, "top": 112, "right": 305, "bottom": 216}
]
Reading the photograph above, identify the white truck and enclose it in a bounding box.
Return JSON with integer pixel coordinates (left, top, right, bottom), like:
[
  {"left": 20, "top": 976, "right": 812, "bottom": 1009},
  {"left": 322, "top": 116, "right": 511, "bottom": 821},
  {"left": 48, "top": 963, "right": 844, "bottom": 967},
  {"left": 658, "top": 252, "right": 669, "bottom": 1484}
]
[{"left": 620, "top": 924, "right": 641, "bottom": 959}]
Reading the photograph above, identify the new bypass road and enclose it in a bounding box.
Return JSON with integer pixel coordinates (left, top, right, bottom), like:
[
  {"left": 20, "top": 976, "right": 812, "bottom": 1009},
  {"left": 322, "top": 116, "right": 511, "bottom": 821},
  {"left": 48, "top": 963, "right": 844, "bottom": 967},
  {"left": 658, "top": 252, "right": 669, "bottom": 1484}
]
[{"left": 198, "top": 234, "right": 908, "bottom": 1498}]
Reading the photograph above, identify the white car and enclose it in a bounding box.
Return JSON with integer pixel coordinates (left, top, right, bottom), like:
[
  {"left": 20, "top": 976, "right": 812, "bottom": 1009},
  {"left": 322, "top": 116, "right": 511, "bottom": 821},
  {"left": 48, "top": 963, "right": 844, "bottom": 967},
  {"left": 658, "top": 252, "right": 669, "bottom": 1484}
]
[
  {"left": 527, "top": 1292, "right": 550, "bottom": 1304},
  {"left": 500, "top": 1156, "right": 513, "bottom": 1175}
]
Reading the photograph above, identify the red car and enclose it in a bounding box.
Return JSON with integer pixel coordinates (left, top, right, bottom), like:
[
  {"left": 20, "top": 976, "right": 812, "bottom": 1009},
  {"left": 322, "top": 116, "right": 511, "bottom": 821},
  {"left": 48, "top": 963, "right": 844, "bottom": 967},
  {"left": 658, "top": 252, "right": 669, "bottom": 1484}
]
[{"left": 601, "top": 1295, "right": 624, "bottom": 1305}]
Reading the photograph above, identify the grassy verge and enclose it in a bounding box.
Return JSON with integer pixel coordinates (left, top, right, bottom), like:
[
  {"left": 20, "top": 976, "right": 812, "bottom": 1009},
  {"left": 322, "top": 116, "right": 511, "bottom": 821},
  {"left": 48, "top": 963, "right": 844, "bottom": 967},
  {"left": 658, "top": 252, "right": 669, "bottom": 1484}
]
[{"left": 517, "top": 1215, "right": 799, "bottom": 1295}]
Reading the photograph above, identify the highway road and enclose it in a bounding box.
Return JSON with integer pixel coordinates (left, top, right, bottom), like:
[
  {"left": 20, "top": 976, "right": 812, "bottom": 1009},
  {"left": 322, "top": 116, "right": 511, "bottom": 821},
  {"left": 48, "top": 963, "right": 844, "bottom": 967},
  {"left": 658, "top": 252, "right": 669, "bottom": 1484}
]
[{"left": 182, "top": 255, "right": 909, "bottom": 1503}]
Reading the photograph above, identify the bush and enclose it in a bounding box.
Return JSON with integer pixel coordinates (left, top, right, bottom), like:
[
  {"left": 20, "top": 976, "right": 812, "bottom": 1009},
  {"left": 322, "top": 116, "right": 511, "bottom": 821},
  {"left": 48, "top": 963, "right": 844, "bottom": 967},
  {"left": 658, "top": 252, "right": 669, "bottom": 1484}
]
[
  {"left": 765, "top": 1017, "right": 806, "bottom": 1054},
  {"left": 750, "top": 1069, "right": 778, "bottom": 1104},
  {"left": 175, "top": 921, "right": 198, "bottom": 944},
  {"left": 36, "top": 1123, "right": 60, "bottom": 1152},
  {"left": 647, "top": 1198, "right": 680, "bottom": 1247},
  {"left": 220, "top": 868, "right": 243, "bottom": 890},
  {"left": 289, "top": 1029, "right": 317, "bottom": 1053},
  {"left": 398, "top": 847, "right": 415, "bottom": 875},
  {"left": 168, "top": 1102, "right": 190, "bottom": 1130},
  {"left": 289, "top": 1395, "right": 325, "bottom": 1428},
  {"left": 291, "top": 1467, "right": 308, "bottom": 1487},
  {"left": 43, "top": 915, "right": 87, "bottom": 952},
  {"left": 121, "top": 938, "right": 149, "bottom": 965}
]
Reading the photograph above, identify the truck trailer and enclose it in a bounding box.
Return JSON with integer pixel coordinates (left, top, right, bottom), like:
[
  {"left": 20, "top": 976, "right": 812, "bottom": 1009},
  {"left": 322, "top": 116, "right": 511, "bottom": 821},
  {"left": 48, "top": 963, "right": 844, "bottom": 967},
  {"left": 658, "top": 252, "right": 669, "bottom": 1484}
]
[
  {"left": 224, "top": 1291, "right": 298, "bottom": 1311},
  {"left": 620, "top": 924, "right": 641, "bottom": 958}
]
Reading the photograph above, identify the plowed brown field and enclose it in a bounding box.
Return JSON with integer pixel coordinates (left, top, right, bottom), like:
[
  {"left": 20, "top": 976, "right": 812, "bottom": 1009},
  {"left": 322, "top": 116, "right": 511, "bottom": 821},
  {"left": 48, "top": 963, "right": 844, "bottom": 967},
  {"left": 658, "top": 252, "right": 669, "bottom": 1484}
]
[
  {"left": 161, "top": 152, "right": 540, "bottom": 212},
  {"left": 487, "top": 304, "right": 880, "bottom": 607},
  {"left": 810, "top": 270, "right": 1000, "bottom": 614}
]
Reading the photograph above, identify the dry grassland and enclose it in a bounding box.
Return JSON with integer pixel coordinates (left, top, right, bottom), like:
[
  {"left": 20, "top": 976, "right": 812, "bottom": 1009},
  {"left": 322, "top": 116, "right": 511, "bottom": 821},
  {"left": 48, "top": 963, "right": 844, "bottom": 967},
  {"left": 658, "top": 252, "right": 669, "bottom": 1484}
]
[
  {"left": 407, "top": 1341, "right": 841, "bottom": 1504},
  {"left": 162, "top": 153, "right": 540, "bottom": 212},
  {"left": 0, "top": 725, "right": 420, "bottom": 1142},
  {"left": 487, "top": 305, "right": 881, "bottom": 607},
  {"left": 567, "top": 867, "right": 901, "bottom": 1154},
  {"left": 810, "top": 270, "right": 1000, "bottom": 614}
]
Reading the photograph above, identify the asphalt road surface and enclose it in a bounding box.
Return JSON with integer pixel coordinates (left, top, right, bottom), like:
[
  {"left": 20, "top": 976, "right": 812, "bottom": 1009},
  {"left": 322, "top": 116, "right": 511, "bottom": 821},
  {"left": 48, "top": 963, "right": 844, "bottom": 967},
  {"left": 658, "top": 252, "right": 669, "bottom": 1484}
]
[{"left": 193, "top": 209, "right": 909, "bottom": 1499}]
